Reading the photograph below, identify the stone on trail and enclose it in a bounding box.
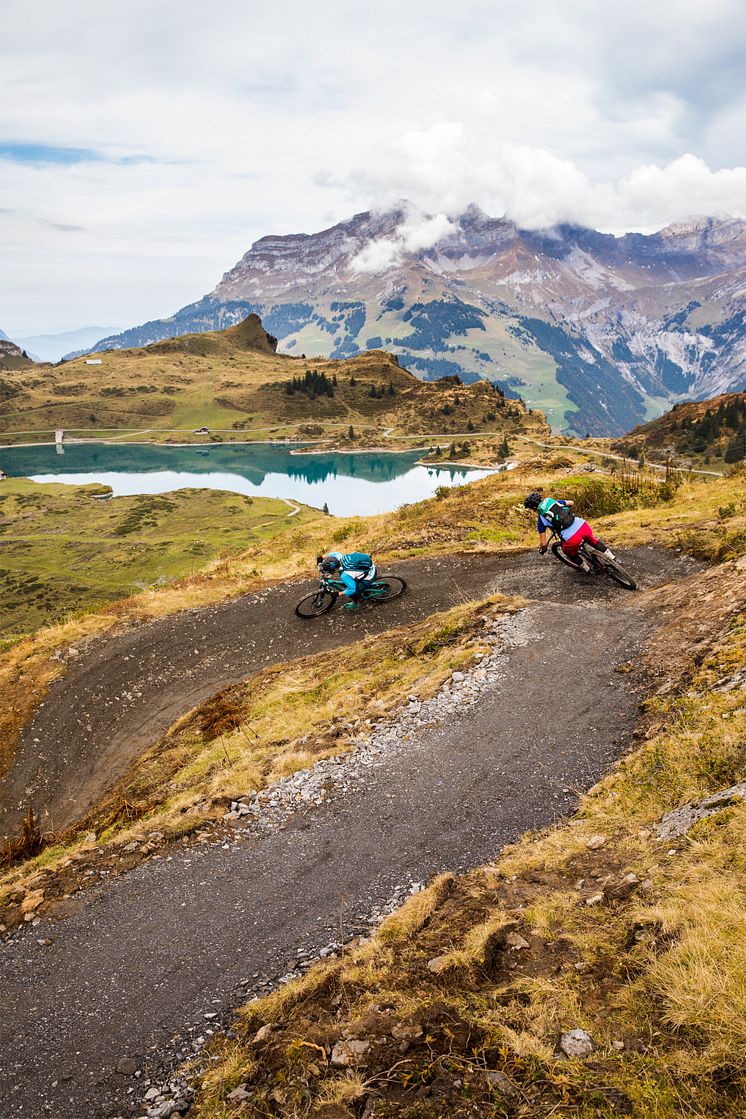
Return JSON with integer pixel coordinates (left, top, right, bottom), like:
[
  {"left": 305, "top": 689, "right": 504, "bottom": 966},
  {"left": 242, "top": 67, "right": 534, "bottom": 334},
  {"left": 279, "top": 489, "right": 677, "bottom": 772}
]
[
  {"left": 115, "top": 1057, "right": 138, "bottom": 1076},
  {"left": 586, "top": 834, "right": 607, "bottom": 850}
]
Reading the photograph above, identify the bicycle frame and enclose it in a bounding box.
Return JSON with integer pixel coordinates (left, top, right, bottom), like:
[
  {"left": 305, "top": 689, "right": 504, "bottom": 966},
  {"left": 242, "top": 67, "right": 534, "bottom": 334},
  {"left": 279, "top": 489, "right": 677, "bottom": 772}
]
[
  {"left": 548, "top": 529, "right": 605, "bottom": 572},
  {"left": 317, "top": 575, "right": 388, "bottom": 600}
]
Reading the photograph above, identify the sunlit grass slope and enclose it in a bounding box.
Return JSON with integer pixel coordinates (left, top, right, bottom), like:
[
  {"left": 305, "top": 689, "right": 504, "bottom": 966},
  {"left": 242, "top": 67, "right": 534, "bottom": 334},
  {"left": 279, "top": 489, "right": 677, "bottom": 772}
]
[
  {"left": 0, "top": 313, "right": 548, "bottom": 446},
  {"left": 0, "top": 478, "right": 321, "bottom": 640}
]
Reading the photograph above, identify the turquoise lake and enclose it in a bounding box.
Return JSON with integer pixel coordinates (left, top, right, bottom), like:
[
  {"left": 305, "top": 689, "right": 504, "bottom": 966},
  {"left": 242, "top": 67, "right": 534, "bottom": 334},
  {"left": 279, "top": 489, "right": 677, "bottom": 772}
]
[{"left": 0, "top": 443, "right": 494, "bottom": 516}]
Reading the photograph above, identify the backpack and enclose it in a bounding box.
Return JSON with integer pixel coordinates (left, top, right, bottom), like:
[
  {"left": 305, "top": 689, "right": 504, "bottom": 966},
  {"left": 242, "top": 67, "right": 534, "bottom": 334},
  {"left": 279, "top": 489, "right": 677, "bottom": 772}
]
[
  {"left": 538, "top": 498, "right": 574, "bottom": 532},
  {"left": 342, "top": 552, "right": 373, "bottom": 573}
]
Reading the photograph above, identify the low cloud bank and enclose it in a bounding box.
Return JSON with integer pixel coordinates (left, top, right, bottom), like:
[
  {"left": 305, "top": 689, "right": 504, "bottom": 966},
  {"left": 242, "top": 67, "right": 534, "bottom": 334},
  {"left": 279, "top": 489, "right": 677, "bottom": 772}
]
[{"left": 345, "top": 123, "right": 746, "bottom": 272}]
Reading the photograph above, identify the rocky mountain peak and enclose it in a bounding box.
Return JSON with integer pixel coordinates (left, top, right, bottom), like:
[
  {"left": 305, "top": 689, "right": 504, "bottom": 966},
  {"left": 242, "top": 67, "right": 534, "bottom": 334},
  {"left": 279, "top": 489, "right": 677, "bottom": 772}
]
[{"left": 223, "top": 311, "right": 278, "bottom": 353}]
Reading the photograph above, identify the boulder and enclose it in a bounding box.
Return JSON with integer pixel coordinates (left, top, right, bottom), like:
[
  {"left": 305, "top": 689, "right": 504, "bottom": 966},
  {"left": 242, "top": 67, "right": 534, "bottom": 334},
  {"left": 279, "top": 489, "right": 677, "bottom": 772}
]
[
  {"left": 655, "top": 783, "right": 746, "bottom": 840},
  {"left": 560, "top": 1028, "right": 594, "bottom": 1058}
]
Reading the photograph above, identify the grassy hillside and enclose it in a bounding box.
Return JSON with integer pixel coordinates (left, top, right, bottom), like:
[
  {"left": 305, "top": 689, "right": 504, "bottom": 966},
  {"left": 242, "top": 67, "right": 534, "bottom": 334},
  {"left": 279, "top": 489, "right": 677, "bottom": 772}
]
[
  {"left": 0, "top": 478, "right": 321, "bottom": 641},
  {"left": 615, "top": 392, "right": 746, "bottom": 469},
  {"left": 0, "top": 434, "right": 744, "bottom": 1113},
  {"left": 1, "top": 459, "right": 744, "bottom": 749},
  {"left": 2, "top": 460, "right": 743, "bottom": 838},
  {"left": 0, "top": 313, "right": 549, "bottom": 448}
]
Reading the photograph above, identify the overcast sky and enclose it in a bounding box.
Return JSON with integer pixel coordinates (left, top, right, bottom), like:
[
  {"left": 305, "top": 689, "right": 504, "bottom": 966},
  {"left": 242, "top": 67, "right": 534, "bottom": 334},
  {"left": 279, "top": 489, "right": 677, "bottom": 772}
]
[{"left": 2, "top": 0, "right": 746, "bottom": 335}]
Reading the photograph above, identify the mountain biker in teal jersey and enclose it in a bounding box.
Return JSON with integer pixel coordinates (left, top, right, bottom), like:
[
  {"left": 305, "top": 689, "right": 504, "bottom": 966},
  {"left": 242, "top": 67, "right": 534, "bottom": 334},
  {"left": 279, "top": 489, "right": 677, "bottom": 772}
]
[
  {"left": 317, "top": 551, "right": 376, "bottom": 609},
  {"left": 524, "top": 491, "right": 610, "bottom": 570}
]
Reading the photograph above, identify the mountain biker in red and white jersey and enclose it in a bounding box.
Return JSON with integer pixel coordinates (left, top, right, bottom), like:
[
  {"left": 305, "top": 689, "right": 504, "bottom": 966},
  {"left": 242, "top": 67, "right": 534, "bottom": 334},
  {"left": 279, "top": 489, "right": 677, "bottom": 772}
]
[
  {"left": 524, "top": 492, "right": 610, "bottom": 570},
  {"left": 317, "top": 551, "right": 376, "bottom": 610}
]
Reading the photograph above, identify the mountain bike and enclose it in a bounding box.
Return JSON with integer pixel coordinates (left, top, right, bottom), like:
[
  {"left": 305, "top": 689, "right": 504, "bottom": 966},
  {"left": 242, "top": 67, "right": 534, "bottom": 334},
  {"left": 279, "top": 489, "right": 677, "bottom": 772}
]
[
  {"left": 295, "top": 570, "right": 407, "bottom": 618},
  {"left": 548, "top": 530, "right": 637, "bottom": 590}
]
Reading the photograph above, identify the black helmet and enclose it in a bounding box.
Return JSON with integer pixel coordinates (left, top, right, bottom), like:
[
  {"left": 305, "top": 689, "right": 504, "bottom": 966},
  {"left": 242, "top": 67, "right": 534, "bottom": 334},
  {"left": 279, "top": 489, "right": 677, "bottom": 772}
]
[
  {"left": 320, "top": 555, "right": 340, "bottom": 573},
  {"left": 524, "top": 491, "right": 542, "bottom": 510}
]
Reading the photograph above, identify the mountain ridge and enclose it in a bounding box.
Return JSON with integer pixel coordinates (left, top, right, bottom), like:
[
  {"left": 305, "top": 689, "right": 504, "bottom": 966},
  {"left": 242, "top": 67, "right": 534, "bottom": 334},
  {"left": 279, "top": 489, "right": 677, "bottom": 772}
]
[
  {"left": 72, "top": 207, "right": 746, "bottom": 436},
  {"left": 2, "top": 311, "right": 548, "bottom": 447}
]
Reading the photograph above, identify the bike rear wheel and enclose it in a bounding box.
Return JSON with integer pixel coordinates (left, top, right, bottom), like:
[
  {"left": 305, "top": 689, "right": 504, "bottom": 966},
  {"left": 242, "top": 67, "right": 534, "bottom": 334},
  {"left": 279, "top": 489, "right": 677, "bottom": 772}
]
[
  {"left": 295, "top": 589, "right": 337, "bottom": 618},
  {"left": 364, "top": 574, "right": 407, "bottom": 603}
]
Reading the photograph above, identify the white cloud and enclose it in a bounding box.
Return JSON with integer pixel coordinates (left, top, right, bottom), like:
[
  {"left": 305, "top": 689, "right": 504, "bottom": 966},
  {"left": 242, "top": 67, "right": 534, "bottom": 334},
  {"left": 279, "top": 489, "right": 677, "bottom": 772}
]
[
  {"left": 1, "top": 0, "right": 746, "bottom": 331},
  {"left": 350, "top": 237, "right": 403, "bottom": 274},
  {"left": 352, "top": 210, "right": 456, "bottom": 273},
  {"left": 339, "top": 129, "right": 746, "bottom": 236}
]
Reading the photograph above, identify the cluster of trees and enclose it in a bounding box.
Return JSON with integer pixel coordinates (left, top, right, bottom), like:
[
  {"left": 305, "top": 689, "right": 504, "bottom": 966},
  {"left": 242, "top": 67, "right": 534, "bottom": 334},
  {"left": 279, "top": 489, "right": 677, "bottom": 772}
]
[
  {"left": 431, "top": 440, "right": 472, "bottom": 459},
  {"left": 285, "top": 370, "right": 336, "bottom": 399},
  {"left": 671, "top": 396, "right": 746, "bottom": 461},
  {"left": 368, "top": 382, "right": 396, "bottom": 399},
  {"left": 395, "top": 299, "right": 486, "bottom": 352}
]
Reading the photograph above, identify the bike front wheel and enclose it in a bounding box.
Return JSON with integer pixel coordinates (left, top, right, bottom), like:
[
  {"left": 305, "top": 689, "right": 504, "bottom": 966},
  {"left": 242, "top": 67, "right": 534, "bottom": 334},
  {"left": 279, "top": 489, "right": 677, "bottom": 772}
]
[
  {"left": 364, "top": 575, "right": 407, "bottom": 603},
  {"left": 295, "top": 589, "right": 337, "bottom": 618},
  {"left": 604, "top": 558, "right": 637, "bottom": 591}
]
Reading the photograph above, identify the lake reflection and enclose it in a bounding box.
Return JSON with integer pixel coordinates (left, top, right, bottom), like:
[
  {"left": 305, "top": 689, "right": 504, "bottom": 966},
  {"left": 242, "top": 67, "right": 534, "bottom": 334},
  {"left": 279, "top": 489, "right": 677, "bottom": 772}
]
[{"left": 0, "top": 442, "right": 494, "bottom": 516}]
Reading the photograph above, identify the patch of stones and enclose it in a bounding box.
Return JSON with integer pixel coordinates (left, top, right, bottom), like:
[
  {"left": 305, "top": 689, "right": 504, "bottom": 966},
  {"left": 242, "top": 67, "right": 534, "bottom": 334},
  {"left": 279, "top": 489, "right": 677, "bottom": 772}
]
[{"left": 225, "top": 608, "right": 537, "bottom": 837}]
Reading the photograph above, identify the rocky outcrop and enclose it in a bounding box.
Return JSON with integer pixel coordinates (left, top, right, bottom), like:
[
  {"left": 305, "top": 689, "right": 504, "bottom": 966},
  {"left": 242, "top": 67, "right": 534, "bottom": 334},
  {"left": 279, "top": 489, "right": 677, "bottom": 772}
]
[
  {"left": 0, "top": 337, "right": 32, "bottom": 370},
  {"left": 655, "top": 783, "right": 746, "bottom": 840}
]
